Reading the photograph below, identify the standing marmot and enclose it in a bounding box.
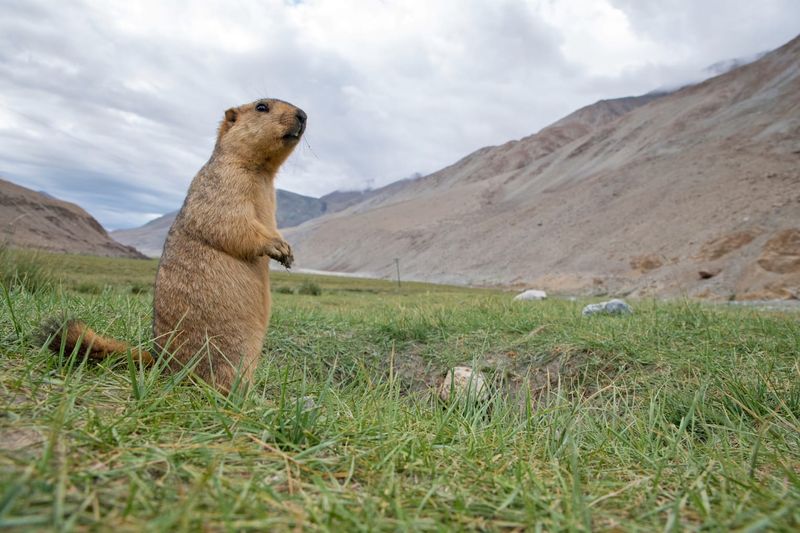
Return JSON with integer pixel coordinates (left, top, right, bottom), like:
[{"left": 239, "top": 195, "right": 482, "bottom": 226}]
[{"left": 41, "top": 99, "right": 306, "bottom": 394}]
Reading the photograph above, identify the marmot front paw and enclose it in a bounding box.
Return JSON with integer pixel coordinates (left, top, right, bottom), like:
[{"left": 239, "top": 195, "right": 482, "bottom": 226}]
[{"left": 262, "top": 238, "right": 294, "bottom": 268}]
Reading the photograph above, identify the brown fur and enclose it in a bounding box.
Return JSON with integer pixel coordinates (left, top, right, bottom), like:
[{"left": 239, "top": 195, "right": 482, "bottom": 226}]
[
  {"left": 41, "top": 99, "right": 306, "bottom": 394},
  {"left": 38, "top": 318, "right": 154, "bottom": 364}
]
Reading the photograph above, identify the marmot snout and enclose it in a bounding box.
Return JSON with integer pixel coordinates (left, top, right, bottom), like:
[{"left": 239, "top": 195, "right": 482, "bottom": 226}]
[{"left": 217, "top": 100, "right": 307, "bottom": 170}]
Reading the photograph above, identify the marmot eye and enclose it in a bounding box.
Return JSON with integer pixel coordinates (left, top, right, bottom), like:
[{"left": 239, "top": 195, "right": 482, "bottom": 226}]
[{"left": 256, "top": 103, "right": 269, "bottom": 112}]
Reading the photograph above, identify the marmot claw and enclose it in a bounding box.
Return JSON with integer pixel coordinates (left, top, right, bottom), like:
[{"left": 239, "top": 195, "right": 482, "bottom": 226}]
[{"left": 264, "top": 239, "right": 293, "bottom": 268}]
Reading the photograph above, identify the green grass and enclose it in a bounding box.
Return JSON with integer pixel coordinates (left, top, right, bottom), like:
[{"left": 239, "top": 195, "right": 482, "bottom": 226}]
[
  {"left": 0, "top": 245, "right": 54, "bottom": 293},
  {"left": 1, "top": 250, "right": 798, "bottom": 531}
]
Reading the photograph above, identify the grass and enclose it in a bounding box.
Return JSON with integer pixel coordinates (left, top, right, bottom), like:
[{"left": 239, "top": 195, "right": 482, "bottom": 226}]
[
  {"left": 0, "top": 245, "right": 54, "bottom": 293},
  {"left": 1, "top": 250, "right": 798, "bottom": 531}
]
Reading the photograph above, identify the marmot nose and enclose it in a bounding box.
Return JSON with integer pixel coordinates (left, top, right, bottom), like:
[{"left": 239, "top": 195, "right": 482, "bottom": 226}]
[{"left": 295, "top": 109, "right": 307, "bottom": 125}]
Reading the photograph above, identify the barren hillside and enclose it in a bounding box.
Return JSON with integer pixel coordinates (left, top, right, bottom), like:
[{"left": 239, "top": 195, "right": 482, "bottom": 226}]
[
  {"left": 0, "top": 178, "right": 145, "bottom": 259},
  {"left": 286, "top": 35, "right": 800, "bottom": 300}
]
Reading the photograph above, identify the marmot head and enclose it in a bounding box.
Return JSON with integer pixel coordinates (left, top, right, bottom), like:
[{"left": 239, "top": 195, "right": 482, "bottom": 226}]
[{"left": 215, "top": 99, "right": 307, "bottom": 171}]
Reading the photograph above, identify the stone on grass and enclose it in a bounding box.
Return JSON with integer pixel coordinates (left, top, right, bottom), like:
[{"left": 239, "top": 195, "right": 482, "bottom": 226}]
[
  {"left": 301, "top": 395, "right": 317, "bottom": 410},
  {"left": 438, "top": 366, "right": 489, "bottom": 403},
  {"left": 513, "top": 289, "right": 547, "bottom": 301},
  {"left": 581, "top": 298, "right": 633, "bottom": 317}
]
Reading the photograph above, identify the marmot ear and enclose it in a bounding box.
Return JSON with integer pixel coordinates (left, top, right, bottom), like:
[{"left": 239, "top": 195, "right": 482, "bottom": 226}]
[{"left": 217, "top": 108, "right": 238, "bottom": 138}]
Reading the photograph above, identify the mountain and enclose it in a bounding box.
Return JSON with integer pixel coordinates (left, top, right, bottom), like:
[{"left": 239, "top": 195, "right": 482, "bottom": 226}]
[
  {"left": 319, "top": 173, "right": 425, "bottom": 214},
  {"left": 703, "top": 51, "right": 767, "bottom": 77},
  {"left": 284, "top": 35, "right": 800, "bottom": 300},
  {"left": 112, "top": 189, "right": 326, "bottom": 257},
  {"left": 109, "top": 211, "right": 175, "bottom": 258},
  {"left": 0, "top": 178, "right": 146, "bottom": 259},
  {"left": 650, "top": 51, "right": 768, "bottom": 95},
  {"left": 277, "top": 189, "right": 327, "bottom": 227},
  {"left": 320, "top": 189, "right": 374, "bottom": 214}
]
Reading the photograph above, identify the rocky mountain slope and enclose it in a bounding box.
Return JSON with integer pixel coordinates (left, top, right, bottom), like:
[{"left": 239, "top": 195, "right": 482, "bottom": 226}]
[
  {"left": 285, "top": 35, "right": 800, "bottom": 300},
  {"left": 319, "top": 189, "right": 374, "bottom": 214},
  {"left": 0, "top": 178, "right": 145, "bottom": 258},
  {"left": 109, "top": 211, "right": 175, "bottom": 258},
  {"left": 112, "top": 189, "right": 326, "bottom": 257},
  {"left": 319, "top": 173, "right": 425, "bottom": 213}
]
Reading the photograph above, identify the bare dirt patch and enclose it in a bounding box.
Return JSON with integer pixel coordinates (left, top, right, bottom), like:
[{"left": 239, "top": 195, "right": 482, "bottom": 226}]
[
  {"left": 630, "top": 255, "right": 663, "bottom": 272},
  {"left": 0, "top": 427, "right": 44, "bottom": 455},
  {"left": 391, "top": 345, "right": 441, "bottom": 393},
  {"left": 393, "top": 344, "right": 625, "bottom": 408},
  {"left": 735, "top": 283, "right": 799, "bottom": 301},
  {"left": 700, "top": 230, "right": 760, "bottom": 261},
  {"left": 486, "top": 347, "right": 629, "bottom": 407},
  {"left": 757, "top": 228, "right": 800, "bottom": 274}
]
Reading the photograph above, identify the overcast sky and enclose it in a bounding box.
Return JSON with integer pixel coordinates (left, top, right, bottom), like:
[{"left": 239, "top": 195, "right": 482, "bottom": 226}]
[{"left": 1, "top": 0, "right": 798, "bottom": 229}]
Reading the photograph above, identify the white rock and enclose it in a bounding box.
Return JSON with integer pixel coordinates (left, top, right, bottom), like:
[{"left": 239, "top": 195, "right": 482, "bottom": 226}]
[
  {"left": 581, "top": 298, "right": 633, "bottom": 316},
  {"left": 438, "top": 366, "right": 489, "bottom": 403},
  {"left": 301, "top": 395, "right": 317, "bottom": 410},
  {"left": 513, "top": 289, "right": 548, "bottom": 301}
]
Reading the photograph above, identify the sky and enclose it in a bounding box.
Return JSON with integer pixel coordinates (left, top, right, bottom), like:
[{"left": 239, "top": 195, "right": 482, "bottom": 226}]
[{"left": 0, "top": 0, "right": 798, "bottom": 230}]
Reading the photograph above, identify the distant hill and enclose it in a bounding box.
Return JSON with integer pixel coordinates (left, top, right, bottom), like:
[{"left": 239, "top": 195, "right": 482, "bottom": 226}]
[
  {"left": 0, "top": 178, "right": 145, "bottom": 259},
  {"left": 112, "top": 189, "right": 326, "bottom": 257},
  {"left": 285, "top": 35, "right": 800, "bottom": 300},
  {"left": 110, "top": 211, "right": 175, "bottom": 258},
  {"left": 319, "top": 189, "right": 372, "bottom": 213},
  {"left": 277, "top": 189, "right": 327, "bottom": 228},
  {"left": 319, "top": 173, "right": 424, "bottom": 213}
]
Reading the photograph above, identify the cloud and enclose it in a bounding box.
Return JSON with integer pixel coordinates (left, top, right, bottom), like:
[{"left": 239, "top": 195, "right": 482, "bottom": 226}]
[
  {"left": 610, "top": 0, "right": 800, "bottom": 60},
  {"left": 0, "top": 0, "right": 797, "bottom": 229}
]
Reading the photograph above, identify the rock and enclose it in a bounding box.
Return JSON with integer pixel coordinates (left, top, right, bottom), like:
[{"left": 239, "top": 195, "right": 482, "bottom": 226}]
[
  {"left": 438, "top": 366, "right": 489, "bottom": 403},
  {"left": 513, "top": 289, "right": 547, "bottom": 301},
  {"left": 698, "top": 268, "right": 721, "bottom": 279},
  {"left": 301, "top": 395, "right": 317, "bottom": 410},
  {"left": 581, "top": 298, "right": 633, "bottom": 316}
]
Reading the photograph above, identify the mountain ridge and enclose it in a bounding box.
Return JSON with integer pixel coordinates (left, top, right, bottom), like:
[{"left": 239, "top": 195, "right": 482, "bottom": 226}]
[
  {"left": 284, "top": 34, "right": 800, "bottom": 300},
  {"left": 0, "top": 178, "right": 146, "bottom": 259}
]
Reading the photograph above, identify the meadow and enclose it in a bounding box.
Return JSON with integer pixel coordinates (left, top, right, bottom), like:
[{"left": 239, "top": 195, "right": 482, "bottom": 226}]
[{"left": 1, "top": 249, "right": 798, "bottom": 531}]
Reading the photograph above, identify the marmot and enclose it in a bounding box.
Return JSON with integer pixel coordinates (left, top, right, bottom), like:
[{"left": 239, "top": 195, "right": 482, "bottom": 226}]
[{"left": 41, "top": 98, "right": 306, "bottom": 394}]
